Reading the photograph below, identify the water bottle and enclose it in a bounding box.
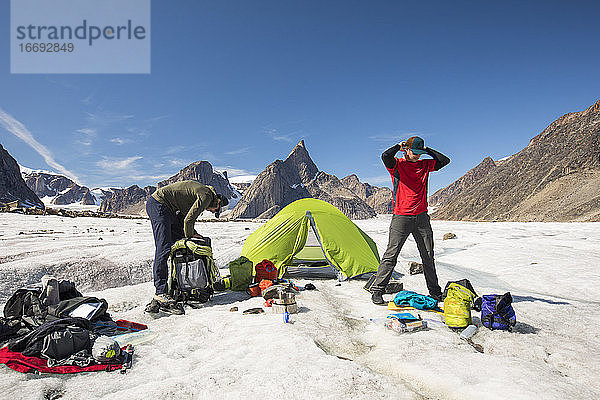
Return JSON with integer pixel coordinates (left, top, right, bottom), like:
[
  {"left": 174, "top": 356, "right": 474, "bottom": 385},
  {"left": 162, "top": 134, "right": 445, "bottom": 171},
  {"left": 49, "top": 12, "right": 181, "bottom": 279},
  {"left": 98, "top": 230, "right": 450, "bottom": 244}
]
[
  {"left": 283, "top": 311, "right": 291, "bottom": 323},
  {"left": 460, "top": 324, "right": 478, "bottom": 340}
]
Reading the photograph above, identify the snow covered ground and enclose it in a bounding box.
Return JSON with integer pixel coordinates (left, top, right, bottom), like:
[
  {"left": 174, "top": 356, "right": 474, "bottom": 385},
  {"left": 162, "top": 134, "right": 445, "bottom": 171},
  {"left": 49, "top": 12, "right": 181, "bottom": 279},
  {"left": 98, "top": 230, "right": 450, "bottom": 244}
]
[
  {"left": 0, "top": 213, "right": 599, "bottom": 399},
  {"left": 40, "top": 196, "right": 102, "bottom": 212}
]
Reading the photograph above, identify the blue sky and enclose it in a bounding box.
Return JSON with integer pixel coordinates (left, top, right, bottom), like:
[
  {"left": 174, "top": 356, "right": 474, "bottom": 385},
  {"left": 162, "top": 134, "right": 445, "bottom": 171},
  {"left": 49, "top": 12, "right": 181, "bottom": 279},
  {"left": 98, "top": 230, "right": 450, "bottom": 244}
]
[{"left": 1, "top": 1, "right": 599, "bottom": 193}]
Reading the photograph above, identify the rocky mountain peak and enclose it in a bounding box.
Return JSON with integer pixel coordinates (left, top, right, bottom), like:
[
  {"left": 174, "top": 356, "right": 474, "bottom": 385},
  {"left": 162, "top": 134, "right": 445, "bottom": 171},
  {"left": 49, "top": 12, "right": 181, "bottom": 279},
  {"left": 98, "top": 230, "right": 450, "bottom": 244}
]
[
  {"left": 99, "top": 185, "right": 156, "bottom": 215},
  {"left": 342, "top": 174, "right": 360, "bottom": 185},
  {"left": 157, "top": 160, "right": 237, "bottom": 200},
  {"left": 340, "top": 174, "right": 392, "bottom": 214},
  {"left": 99, "top": 160, "right": 239, "bottom": 216},
  {"left": 480, "top": 156, "right": 496, "bottom": 167},
  {"left": 231, "top": 141, "right": 390, "bottom": 219},
  {"left": 283, "top": 139, "right": 318, "bottom": 184},
  {"left": 0, "top": 144, "right": 44, "bottom": 208},
  {"left": 584, "top": 99, "right": 600, "bottom": 114},
  {"left": 21, "top": 170, "right": 96, "bottom": 205},
  {"left": 287, "top": 139, "right": 306, "bottom": 154},
  {"left": 432, "top": 99, "right": 600, "bottom": 221}
]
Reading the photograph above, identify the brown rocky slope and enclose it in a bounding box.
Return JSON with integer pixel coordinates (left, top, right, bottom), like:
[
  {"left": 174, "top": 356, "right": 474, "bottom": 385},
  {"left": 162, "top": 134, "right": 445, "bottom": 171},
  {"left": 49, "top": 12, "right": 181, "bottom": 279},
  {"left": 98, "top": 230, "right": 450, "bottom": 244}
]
[
  {"left": 431, "top": 100, "right": 600, "bottom": 221},
  {"left": 340, "top": 174, "right": 393, "bottom": 214}
]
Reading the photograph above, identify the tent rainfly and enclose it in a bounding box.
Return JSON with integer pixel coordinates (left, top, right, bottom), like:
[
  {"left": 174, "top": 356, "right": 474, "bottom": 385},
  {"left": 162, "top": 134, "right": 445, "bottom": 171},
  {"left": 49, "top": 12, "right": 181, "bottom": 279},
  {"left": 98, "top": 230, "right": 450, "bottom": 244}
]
[{"left": 241, "top": 198, "right": 380, "bottom": 280}]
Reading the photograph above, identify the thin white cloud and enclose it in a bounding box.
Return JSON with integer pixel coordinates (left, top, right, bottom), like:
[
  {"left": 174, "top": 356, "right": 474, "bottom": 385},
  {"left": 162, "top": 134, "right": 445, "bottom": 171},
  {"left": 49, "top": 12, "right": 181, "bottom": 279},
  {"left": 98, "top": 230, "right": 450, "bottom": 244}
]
[
  {"left": 167, "top": 158, "right": 193, "bottom": 167},
  {"left": 85, "top": 111, "right": 135, "bottom": 125},
  {"left": 0, "top": 108, "right": 80, "bottom": 183},
  {"left": 110, "top": 137, "right": 132, "bottom": 145},
  {"left": 76, "top": 128, "right": 96, "bottom": 136},
  {"left": 144, "top": 115, "right": 169, "bottom": 123},
  {"left": 46, "top": 78, "right": 79, "bottom": 90},
  {"left": 96, "top": 156, "right": 142, "bottom": 170},
  {"left": 166, "top": 145, "right": 185, "bottom": 155},
  {"left": 127, "top": 126, "right": 150, "bottom": 137},
  {"left": 77, "top": 138, "right": 93, "bottom": 147},
  {"left": 228, "top": 175, "right": 257, "bottom": 183},
  {"left": 127, "top": 174, "right": 171, "bottom": 181},
  {"left": 265, "top": 128, "right": 296, "bottom": 143},
  {"left": 75, "top": 128, "right": 97, "bottom": 146},
  {"left": 225, "top": 147, "right": 252, "bottom": 155},
  {"left": 81, "top": 94, "right": 93, "bottom": 105}
]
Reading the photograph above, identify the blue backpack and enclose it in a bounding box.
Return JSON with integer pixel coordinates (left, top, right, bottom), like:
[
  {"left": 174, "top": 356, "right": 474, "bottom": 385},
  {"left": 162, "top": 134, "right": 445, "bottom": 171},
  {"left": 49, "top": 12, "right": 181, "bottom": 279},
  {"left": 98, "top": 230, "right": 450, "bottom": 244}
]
[{"left": 480, "top": 292, "right": 516, "bottom": 331}]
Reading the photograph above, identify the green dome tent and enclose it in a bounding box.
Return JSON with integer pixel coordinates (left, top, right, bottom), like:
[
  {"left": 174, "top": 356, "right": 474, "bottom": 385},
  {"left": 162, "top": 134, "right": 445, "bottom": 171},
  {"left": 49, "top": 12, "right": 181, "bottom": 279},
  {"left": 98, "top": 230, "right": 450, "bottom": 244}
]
[{"left": 241, "top": 198, "right": 380, "bottom": 280}]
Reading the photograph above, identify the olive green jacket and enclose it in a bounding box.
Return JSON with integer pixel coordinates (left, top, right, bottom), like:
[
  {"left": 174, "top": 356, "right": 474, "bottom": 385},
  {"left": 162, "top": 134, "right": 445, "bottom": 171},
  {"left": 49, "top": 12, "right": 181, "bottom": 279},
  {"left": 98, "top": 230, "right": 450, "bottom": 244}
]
[{"left": 151, "top": 181, "right": 218, "bottom": 237}]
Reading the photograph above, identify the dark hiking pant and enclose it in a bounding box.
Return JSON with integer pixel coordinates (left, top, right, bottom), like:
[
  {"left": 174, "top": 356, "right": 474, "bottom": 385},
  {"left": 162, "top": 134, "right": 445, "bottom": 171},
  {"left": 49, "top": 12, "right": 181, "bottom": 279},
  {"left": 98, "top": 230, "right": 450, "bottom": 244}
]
[
  {"left": 146, "top": 196, "right": 184, "bottom": 295},
  {"left": 372, "top": 212, "right": 442, "bottom": 297}
]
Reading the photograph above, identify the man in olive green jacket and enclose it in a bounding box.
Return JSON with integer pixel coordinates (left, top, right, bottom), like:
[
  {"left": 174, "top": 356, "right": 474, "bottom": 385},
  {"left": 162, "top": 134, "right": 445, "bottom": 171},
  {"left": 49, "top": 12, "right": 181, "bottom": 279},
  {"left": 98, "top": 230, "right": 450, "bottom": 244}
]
[{"left": 145, "top": 181, "right": 229, "bottom": 314}]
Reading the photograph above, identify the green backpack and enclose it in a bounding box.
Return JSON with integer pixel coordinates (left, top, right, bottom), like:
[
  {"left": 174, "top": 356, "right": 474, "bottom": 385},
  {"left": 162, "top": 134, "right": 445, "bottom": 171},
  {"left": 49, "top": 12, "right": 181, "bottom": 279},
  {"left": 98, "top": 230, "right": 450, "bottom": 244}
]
[
  {"left": 443, "top": 282, "right": 477, "bottom": 328},
  {"left": 227, "top": 256, "right": 254, "bottom": 292}
]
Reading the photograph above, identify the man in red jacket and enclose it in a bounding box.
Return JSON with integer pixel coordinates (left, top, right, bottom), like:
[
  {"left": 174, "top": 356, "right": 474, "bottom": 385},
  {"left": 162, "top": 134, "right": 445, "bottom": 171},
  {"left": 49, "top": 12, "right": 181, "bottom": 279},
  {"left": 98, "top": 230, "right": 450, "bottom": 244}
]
[{"left": 371, "top": 136, "right": 450, "bottom": 305}]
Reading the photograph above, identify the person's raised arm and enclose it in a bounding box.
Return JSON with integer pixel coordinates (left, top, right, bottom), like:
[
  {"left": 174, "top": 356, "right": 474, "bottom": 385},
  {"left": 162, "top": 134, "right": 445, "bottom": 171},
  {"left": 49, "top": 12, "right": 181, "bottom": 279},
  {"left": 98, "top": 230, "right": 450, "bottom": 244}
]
[
  {"left": 382, "top": 143, "right": 403, "bottom": 169},
  {"left": 425, "top": 147, "right": 450, "bottom": 171}
]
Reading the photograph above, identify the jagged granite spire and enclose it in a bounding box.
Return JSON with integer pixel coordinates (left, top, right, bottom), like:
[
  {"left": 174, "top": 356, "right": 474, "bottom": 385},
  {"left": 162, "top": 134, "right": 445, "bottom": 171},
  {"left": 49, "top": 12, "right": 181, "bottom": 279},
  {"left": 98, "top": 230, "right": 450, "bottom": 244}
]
[
  {"left": 230, "top": 151, "right": 313, "bottom": 219},
  {"left": 230, "top": 141, "right": 381, "bottom": 220},
  {"left": 283, "top": 140, "right": 319, "bottom": 184},
  {"left": 0, "top": 144, "right": 44, "bottom": 208}
]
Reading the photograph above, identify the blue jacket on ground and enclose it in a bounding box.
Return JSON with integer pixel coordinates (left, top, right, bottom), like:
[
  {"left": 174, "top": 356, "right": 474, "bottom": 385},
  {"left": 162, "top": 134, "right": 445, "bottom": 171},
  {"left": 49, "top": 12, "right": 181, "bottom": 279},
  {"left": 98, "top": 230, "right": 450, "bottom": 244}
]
[{"left": 393, "top": 290, "right": 438, "bottom": 310}]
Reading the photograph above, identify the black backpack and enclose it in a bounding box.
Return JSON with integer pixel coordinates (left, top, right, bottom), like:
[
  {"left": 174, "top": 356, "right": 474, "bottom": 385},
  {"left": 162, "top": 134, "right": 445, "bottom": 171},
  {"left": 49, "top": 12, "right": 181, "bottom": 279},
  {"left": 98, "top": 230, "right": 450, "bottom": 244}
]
[
  {"left": 4, "top": 280, "right": 84, "bottom": 329},
  {"left": 8, "top": 317, "right": 91, "bottom": 358},
  {"left": 4, "top": 289, "right": 47, "bottom": 329},
  {"left": 4, "top": 287, "right": 111, "bottom": 339},
  {"left": 47, "top": 296, "right": 109, "bottom": 321}
]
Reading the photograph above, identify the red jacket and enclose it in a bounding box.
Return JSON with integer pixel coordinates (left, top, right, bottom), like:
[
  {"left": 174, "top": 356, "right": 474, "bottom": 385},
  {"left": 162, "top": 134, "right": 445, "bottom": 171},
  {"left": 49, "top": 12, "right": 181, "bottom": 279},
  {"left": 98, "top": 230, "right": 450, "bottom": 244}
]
[
  {"left": 387, "top": 157, "right": 436, "bottom": 215},
  {"left": 382, "top": 144, "right": 450, "bottom": 215}
]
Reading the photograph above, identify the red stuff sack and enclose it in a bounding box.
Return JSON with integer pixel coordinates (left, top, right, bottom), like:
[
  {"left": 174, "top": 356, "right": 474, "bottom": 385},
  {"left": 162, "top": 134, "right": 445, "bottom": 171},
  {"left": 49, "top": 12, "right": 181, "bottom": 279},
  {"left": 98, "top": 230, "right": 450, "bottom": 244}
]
[{"left": 254, "top": 260, "right": 278, "bottom": 282}]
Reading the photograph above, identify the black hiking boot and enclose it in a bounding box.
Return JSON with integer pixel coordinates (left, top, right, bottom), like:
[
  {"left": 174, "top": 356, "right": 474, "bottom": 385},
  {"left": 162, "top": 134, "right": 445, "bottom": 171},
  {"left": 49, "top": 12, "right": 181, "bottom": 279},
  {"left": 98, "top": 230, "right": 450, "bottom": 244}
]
[
  {"left": 429, "top": 293, "right": 443, "bottom": 303},
  {"left": 371, "top": 291, "right": 385, "bottom": 306},
  {"left": 146, "top": 294, "right": 185, "bottom": 315},
  {"left": 145, "top": 299, "right": 161, "bottom": 313}
]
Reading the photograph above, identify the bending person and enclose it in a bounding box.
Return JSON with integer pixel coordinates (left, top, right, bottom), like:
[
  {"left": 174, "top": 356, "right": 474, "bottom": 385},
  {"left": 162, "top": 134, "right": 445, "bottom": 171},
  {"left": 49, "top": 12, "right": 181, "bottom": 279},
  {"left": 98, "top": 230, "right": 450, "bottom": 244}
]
[{"left": 145, "top": 181, "right": 228, "bottom": 314}]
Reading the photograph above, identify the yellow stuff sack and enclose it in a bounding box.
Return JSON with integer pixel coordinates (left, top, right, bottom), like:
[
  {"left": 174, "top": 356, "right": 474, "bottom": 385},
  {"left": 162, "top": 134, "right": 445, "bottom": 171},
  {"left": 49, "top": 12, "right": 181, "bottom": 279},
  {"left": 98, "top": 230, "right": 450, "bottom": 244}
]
[{"left": 443, "top": 282, "right": 477, "bottom": 328}]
